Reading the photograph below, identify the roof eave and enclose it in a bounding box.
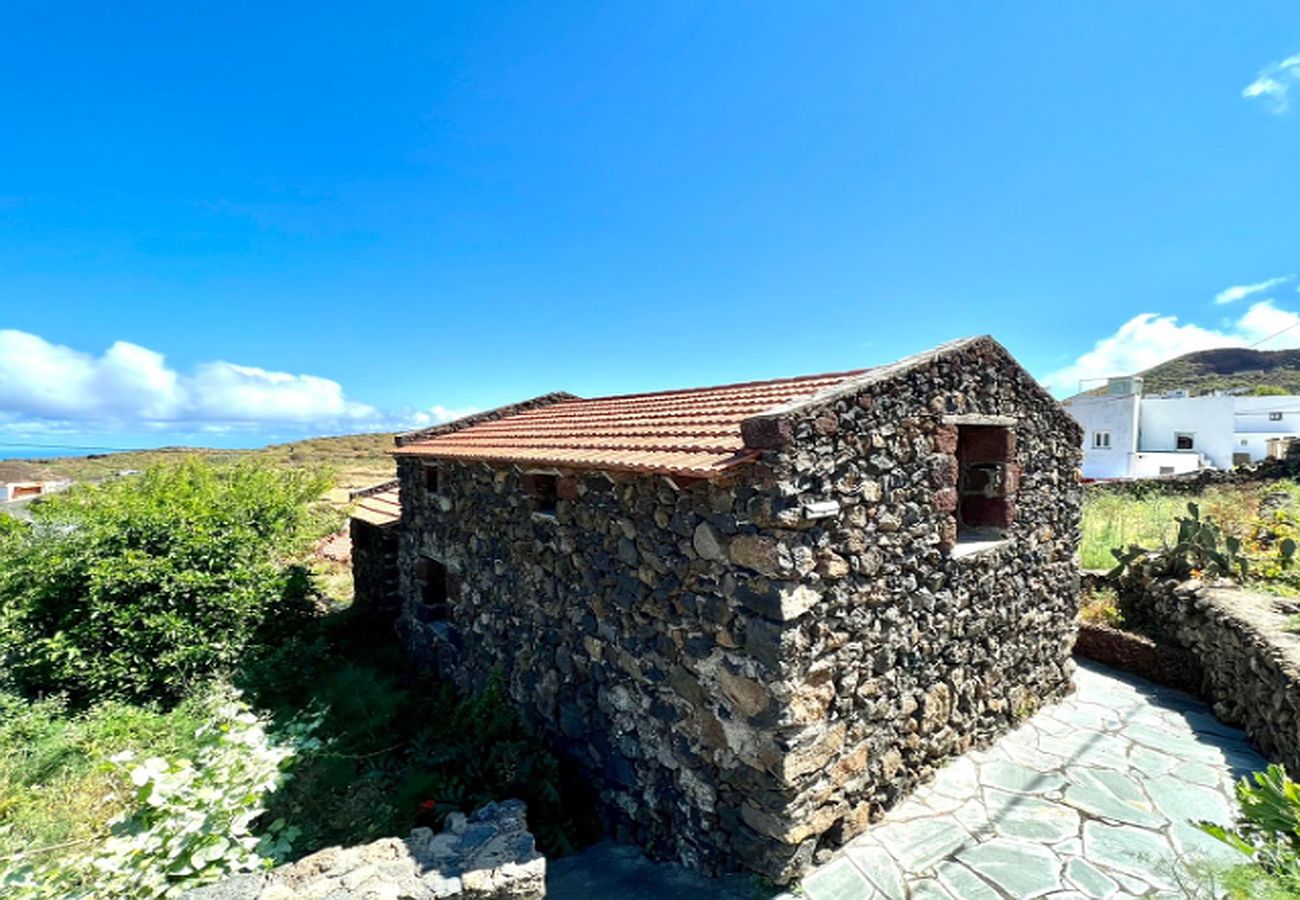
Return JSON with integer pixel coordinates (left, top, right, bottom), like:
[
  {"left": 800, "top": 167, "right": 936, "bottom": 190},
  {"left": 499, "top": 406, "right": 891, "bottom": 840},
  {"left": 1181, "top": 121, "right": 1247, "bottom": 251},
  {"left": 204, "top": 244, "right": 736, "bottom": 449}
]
[{"left": 394, "top": 391, "right": 579, "bottom": 448}]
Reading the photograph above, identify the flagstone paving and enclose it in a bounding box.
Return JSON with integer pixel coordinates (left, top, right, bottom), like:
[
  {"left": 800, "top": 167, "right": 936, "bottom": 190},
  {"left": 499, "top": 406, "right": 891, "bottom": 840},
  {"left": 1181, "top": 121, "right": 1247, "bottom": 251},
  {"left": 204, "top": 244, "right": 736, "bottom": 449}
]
[{"left": 799, "top": 660, "right": 1265, "bottom": 900}]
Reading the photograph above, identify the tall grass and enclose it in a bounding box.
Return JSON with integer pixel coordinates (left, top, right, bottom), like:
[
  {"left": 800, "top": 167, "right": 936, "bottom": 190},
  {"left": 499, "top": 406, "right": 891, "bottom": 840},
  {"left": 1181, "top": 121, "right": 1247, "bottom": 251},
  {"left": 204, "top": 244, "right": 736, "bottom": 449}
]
[
  {"left": 0, "top": 692, "right": 206, "bottom": 860},
  {"left": 1079, "top": 483, "right": 1300, "bottom": 571},
  {"left": 1079, "top": 493, "right": 1187, "bottom": 570}
]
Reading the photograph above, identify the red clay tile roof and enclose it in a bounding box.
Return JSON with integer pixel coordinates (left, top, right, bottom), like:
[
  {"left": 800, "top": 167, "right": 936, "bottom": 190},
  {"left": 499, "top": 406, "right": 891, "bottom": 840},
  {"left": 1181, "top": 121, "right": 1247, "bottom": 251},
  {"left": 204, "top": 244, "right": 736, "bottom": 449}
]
[
  {"left": 395, "top": 369, "right": 871, "bottom": 477},
  {"left": 352, "top": 484, "right": 401, "bottom": 526}
]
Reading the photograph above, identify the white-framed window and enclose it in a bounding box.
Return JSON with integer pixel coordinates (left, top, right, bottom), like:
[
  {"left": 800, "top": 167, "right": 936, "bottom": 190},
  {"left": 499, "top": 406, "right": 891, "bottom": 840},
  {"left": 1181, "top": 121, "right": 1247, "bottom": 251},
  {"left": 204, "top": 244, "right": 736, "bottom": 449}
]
[
  {"left": 1175, "top": 432, "right": 1195, "bottom": 450},
  {"left": 1092, "top": 431, "right": 1111, "bottom": 449},
  {"left": 1271, "top": 412, "right": 1284, "bottom": 422}
]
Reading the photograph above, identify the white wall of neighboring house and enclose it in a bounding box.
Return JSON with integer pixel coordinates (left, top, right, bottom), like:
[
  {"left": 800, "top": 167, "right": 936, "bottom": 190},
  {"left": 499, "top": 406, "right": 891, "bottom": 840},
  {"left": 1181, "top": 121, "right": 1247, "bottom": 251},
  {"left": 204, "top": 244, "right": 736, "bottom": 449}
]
[
  {"left": 1067, "top": 394, "right": 1140, "bottom": 479},
  {"left": 1065, "top": 388, "right": 1300, "bottom": 479},
  {"left": 1129, "top": 451, "right": 1203, "bottom": 478},
  {"left": 1138, "top": 396, "right": 1236, "bottom": 469}
]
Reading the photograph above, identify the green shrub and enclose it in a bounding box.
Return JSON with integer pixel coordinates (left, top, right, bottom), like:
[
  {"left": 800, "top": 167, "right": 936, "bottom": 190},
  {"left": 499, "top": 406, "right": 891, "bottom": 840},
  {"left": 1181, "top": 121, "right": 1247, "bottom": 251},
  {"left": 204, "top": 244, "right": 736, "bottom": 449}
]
[
  {"left": 0, "top": 459, "right": 329, "bottom": 706},
  {"left": 1199, "top": 764, "right": 1300, "bottom": 892}
]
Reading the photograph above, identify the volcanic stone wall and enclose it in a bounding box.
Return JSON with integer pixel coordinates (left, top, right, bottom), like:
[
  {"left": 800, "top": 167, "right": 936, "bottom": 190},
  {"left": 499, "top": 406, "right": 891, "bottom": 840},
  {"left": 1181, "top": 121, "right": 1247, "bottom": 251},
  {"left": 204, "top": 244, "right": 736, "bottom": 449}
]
[
  {"left": 351, "top": 517, "right": 401, "bottom": 618},
  {"left": 395, "top": 339, "right": 1083, "bottom": 883},
  {"left": 1118, "top": 574, "right": 1300, "bottom": 776}
]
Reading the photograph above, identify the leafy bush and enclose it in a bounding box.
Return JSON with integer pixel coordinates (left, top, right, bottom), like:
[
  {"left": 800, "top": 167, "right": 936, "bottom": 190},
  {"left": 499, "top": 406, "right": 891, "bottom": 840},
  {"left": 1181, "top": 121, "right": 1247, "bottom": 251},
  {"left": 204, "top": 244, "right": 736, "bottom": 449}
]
[
  {"left": 0, "top": 459, "right": 329, "bottom": 706},
  {"left": 1199, "top": 764, "right": 1300, "bottom": 893},
  {"left": 1, "top": 691, "right": 319, "bottom": 899}
]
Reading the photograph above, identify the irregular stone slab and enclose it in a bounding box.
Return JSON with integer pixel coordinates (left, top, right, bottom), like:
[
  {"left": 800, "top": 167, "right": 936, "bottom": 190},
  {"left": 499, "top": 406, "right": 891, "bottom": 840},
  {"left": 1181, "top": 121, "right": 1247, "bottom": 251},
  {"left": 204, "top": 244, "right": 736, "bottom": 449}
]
[
  {"left": 984, "top": 788, "right": 1081, "bottom": 842},
  {"left": 800, "top": 857, "right": 873, "bottom": 900},
  {"left": 1062, "top": 768, "right": 1164, "bottom": 828},
  {"left": 1063, "top": 857, "right": 1119, "bottom": 899},
  {"left": 1127, "top": 745, "right": 1177, "bottom": 778},
  {"left": 1170, "top": 760, "right": 1221, "bottom": 787},
  {"left": 934, "top": 861, "right": 1001, "bottom": 900},
  {"left": 979, "top": 760, "right": 1065, "bottom": 795},
  {"left": 844, "top": 843, "right": 906, "bottom": 900},
  {"left": 928, "top": 756, "right": 980, "bottom": 799},
  {"left": 1144, "top": 773, "right": 1232, "bottom": 826},
  {"left": 870, "top": 817, "right": 972, "bottom": 872},
  {"left": 957, "top": 838, "right": 1062, "bottom": 897},
  {"left": 1082, "top": 822, "right": 1176, "bottom": 889},
  {"left": 1057, "top": 732, "right": 1136, "bottom": 772},
  {"left": 907, "top": 879, "right": 954, "bottom": 900},
  {"left": 1123, "top": 723, "right": 1226, "bottom": 764},
  {"left": 1168, "top": 821, "right": 1243, "bottom": 868}
]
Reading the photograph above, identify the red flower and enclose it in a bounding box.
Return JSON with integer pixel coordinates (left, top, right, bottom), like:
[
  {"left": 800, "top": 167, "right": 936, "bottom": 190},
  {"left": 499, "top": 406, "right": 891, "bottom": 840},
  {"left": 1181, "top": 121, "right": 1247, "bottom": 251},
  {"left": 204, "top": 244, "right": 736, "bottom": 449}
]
[{"left": 419, "top": 800, "right": 437, "bottom": 811}]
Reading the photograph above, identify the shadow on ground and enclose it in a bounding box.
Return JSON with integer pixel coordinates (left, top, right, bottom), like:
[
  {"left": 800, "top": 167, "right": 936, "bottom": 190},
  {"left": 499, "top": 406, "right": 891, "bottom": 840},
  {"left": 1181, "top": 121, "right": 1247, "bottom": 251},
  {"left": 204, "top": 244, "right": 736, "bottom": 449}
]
[{"left": 546, "top": 841, "right": 790, "bottom": 900}]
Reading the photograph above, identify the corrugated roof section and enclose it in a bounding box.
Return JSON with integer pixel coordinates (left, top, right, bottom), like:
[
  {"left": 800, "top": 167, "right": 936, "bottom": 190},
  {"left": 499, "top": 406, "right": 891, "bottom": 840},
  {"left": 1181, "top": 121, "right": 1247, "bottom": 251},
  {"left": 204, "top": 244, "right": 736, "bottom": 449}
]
[
  {"left": 396, "top": 368, "right": 870, "bottom": 477},
  {"left": 352, "top": 485, "right": 401, "bottom": 526}
]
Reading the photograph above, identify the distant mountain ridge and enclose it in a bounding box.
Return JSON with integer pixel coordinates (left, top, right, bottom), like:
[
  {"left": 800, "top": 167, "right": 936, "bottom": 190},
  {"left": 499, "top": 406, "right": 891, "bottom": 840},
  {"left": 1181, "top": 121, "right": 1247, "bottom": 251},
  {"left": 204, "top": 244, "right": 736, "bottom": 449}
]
[{"left": 1082, "top": 347, "right": 1300, "bottom": 398}]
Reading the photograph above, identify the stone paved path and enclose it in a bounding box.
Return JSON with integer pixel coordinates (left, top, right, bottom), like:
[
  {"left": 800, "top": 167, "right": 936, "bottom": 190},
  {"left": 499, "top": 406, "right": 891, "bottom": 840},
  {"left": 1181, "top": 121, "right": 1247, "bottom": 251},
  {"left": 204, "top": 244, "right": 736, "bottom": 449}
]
[{"left": 799, "top": 660, "right": 1265, "bottom": 899}]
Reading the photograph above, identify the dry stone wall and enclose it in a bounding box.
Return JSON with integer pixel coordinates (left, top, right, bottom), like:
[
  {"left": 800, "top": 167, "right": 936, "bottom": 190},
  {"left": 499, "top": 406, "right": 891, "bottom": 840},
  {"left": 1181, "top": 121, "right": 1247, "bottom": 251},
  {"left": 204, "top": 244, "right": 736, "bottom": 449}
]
[
  {"left": 1118, "top": 574, "right": 1300, "bottom": 775},
  {"left": 182, "top": 801, "right": 543, "bottom": 900},
  {"left": 396, "top": 338, "right": 1082, "bottom": 883}
]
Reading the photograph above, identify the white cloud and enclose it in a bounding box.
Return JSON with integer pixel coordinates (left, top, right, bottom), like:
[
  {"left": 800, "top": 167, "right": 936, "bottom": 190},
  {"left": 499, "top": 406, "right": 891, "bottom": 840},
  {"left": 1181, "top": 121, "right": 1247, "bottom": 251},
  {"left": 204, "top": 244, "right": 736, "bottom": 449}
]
[
  {"left": 407, "top": 405, "right": 478, "bottom": 428},
  {"left": 0, "top": 329, "right": 458, "bottom": 435},
  {"left": 1243, "top": 54, "right": 1300, "bottom": 114},
  {"left": 1214, "top": 274, "right": 1294, "bottom": 304},
  {"left": 1040, "top": 300, "right": 1300, "bottom": 395}
]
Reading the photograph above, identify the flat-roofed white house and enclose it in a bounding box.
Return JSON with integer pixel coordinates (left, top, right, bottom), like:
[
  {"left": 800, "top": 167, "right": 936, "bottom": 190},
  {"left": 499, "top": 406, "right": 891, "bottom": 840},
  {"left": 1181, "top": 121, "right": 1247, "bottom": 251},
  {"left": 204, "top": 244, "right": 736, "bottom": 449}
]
[{"left": 1066, "top": 377, "right": 1300, "bottom": 479}]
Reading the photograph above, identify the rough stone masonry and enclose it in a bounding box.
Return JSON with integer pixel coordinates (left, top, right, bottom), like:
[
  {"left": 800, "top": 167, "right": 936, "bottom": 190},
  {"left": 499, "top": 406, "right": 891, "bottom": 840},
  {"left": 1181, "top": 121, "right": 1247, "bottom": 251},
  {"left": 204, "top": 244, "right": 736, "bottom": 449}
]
[{"left": 389, "top": 336, "right": 1083, "bottom": 883}]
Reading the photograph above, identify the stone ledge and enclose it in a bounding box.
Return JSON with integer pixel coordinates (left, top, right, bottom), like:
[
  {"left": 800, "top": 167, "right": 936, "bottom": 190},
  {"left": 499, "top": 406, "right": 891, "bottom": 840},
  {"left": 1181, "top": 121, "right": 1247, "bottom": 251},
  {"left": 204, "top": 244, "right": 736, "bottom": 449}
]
[{"left": 182, "top": 800, "right": 545, "bottom": 900}]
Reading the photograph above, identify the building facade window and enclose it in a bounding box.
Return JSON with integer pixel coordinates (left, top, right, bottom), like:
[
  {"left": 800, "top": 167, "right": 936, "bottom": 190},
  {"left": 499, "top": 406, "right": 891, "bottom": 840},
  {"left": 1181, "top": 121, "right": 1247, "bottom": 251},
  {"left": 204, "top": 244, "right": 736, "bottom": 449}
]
[
  {"left": 424, "top": 464, "right": 440, "bottom": 494},
  {"left": 417, "top": 557, "right": 450, "bottom": 620},
  {"left": 955, "top": 425, "right": 1017, "bottom": 540},
  {"left": 1092, "top": 431, "right": 1111, "bottom": 449},
  {"left": 1175, "top": 432, "right": 1195, "bottom": 450}
]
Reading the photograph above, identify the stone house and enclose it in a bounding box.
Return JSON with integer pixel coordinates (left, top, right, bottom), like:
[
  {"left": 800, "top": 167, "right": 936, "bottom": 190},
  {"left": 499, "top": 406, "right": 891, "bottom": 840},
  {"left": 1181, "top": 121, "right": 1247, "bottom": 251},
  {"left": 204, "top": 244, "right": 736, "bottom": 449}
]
[{"left": 380, "top": 335, "right": 1082, "bottom": 883}]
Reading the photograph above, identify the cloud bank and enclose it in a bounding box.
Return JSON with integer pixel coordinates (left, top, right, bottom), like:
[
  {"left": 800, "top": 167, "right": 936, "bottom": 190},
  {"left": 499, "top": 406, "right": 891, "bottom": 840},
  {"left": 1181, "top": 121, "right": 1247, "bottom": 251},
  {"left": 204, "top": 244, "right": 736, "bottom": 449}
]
[
  {"left": 1040, "top": 300, "right": 1300, "bottom": 396},
  {"left": 0, "top": 329, "right": 470, "bottom": 437},
  {"left": 1243, "top": 54, "right": 1300, "bottom": 114}
]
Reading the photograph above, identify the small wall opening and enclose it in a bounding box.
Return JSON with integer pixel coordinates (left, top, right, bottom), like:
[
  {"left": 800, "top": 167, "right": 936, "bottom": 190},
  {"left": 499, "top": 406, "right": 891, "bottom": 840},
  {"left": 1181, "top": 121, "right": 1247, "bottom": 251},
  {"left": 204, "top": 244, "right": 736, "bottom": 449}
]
[
  {"left": 417, "top": 556, "right": 450, "bottom": 619},
  {"left": 424, "top": 464, "right": 440, "bottom": 494},
  {"left": 524, "top": 473, "right": 559, "bottom": 515},
  {"left": 956, "top": 425, "right": 1016, "bottom": 541}
]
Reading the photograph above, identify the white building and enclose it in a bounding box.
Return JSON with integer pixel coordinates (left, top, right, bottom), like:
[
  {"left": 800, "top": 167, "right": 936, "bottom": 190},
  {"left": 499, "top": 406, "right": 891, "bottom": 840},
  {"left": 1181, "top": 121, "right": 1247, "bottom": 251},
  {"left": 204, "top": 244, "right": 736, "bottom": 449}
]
[{"left": 1065, "top": 377, "right": 1300, "bottom": 479}]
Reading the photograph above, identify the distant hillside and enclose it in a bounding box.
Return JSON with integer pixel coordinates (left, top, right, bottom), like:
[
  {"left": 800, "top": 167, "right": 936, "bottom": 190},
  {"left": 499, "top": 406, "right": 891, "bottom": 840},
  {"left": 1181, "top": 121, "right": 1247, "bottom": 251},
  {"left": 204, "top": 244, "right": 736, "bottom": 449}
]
[
  {"left": 0, "top": 432, "right": 397, "bottom": 501},
  {"left": 1085, "top": 347, "right": 1300, "bottom": 398}
]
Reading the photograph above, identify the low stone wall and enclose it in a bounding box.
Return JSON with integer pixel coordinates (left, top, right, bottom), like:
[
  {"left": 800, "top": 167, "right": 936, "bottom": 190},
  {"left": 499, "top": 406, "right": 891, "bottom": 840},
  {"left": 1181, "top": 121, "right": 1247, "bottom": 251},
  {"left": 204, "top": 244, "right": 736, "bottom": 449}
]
[
  {"left": 1117, "top": 575, "right": 1300, "bottom": 775},
  {"left": 1072, "top": 621, "right": 1202, "bottom": 695},
  {"left": 183, "top": 800, "right": 544, "bottom": 900},
  {"left": 351, "top": 517, "right": 400, "bottom": 618},
  {"left": 1086, "top": 443, "right": 1300, "bottom": 496}
]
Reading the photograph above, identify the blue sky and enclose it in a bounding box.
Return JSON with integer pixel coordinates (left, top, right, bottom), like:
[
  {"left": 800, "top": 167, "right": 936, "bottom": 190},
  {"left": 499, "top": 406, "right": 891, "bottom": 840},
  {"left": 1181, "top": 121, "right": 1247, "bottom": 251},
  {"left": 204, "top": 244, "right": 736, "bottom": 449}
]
[{"left": 2, "top": 2, "right": 1300, "bottom": 452}]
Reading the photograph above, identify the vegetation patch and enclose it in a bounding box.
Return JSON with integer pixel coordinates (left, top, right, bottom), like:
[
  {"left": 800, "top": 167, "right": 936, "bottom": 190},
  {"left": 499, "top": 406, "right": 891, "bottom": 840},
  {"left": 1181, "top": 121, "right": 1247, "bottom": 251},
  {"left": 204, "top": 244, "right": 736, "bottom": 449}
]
[{"left": 0, "top": 458, "right": 592, "bottom": 898}]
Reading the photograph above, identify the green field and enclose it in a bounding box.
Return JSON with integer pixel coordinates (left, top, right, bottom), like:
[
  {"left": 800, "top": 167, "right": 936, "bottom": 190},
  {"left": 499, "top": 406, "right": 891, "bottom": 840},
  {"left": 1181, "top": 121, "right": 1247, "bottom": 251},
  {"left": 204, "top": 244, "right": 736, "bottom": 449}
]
[{"left": 0, "top": 432, "right": 398, "bottom": 500}]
